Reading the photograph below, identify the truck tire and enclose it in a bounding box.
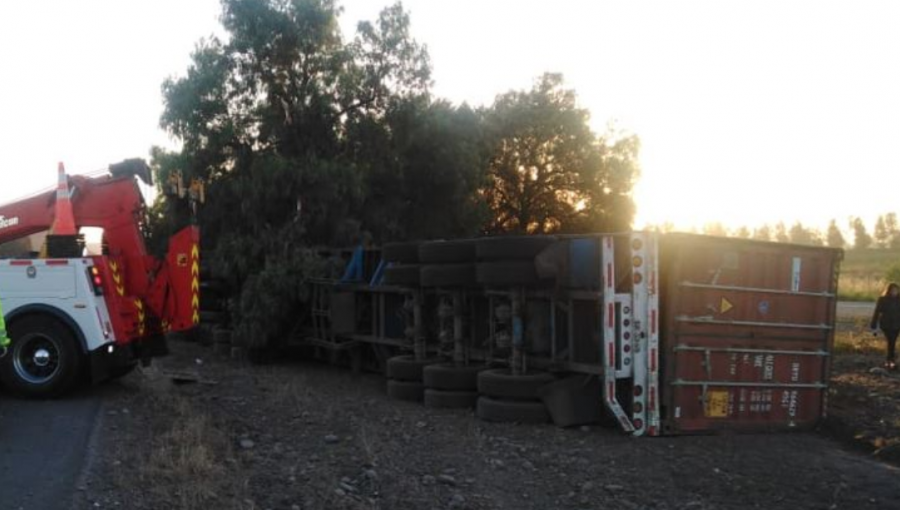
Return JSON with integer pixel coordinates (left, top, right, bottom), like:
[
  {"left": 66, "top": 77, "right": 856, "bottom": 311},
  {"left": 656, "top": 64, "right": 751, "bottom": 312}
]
[
  {"left": 476, "top": 236, "right": 557, "bottom": 261},
  {"left": 476, "top": 261, "right": 544, "bottom": 286},
  {"left": 386, "top": 355, "right": 437, "bottom": 382},
  {"left": 476, "top": 396, "right": 550, "bottom": 424},
  {"left": 0, "top": 316, "right": 84, "bottom": 398},
  {"left": 420, "top": 264, "right": 477, "bottom": 288},
  {"left": 387, "top": 379, "right": 425, "bottom": 402},
  {"left": 382, "top": 242, "right": 420, "bottom": 264},
  {"left": 477, "top": 369, "right": 555, "bottom": 400},
  {"left": 423, "top": 363, "right": 485, "bottom": 391},
  {"left": 382, "top": 265, "right": 421, "bottom": 287},
  {"left": 424, "top": 389, "right": 479, "bottom": 409},
  {"left": 418, "top": 240, "right": 477, "bottom": 264}
]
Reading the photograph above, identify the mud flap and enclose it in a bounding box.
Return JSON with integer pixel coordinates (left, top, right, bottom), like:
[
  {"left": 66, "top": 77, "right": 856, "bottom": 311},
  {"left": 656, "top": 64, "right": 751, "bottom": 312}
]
[
  {"left": 140, "top": 334, "right": 170, "bottom": 366},
  {"left": 89, "top": 343, "right": 137, "bottom": 383}
]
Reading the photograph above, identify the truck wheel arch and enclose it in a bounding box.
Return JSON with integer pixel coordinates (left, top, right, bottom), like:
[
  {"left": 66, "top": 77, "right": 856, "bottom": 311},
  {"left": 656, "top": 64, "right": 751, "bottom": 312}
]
[{"left": 5, "top": 305, "right": 89, "bottom": 354}]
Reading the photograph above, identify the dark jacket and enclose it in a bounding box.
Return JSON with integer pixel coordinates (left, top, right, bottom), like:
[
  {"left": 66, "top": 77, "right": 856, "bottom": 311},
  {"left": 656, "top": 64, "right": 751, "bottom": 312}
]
[{"left": 871, "top": 295, "right": 900, "bottom": 331}]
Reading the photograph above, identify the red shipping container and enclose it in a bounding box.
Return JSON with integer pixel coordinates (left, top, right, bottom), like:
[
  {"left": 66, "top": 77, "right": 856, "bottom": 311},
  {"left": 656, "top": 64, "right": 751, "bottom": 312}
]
[{"left": 657, "top": 234, "right": 841, "bottom": 434}]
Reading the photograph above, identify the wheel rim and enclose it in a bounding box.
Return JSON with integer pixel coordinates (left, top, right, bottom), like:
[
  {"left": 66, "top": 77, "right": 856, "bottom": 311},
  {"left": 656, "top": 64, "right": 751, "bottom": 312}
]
[{"left": 12, "top": 333, "right": 62, "bottom": 385}]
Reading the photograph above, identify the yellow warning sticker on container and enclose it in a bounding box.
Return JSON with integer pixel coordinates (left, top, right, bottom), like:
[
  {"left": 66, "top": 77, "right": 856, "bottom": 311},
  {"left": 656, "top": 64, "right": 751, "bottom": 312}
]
[
  {"left": 720, "top": 298, "right": 734, "bottom": 314},
  {"left": 705, "top": 390, "right": 729, "bottom": 418}
]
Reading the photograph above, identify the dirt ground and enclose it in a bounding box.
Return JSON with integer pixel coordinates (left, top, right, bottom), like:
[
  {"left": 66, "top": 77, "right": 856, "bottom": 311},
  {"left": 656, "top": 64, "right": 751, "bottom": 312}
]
[
  {"left": 827, "top": 318, "right": 900, "bottom": 465},
  {"left": 71, "top": 328, "right": 900, "bottom": 510}
]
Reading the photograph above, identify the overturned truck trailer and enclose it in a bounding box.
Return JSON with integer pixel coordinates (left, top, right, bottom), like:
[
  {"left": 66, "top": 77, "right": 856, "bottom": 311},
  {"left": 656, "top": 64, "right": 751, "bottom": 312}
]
[{"left": 308, "top": 232, "right": 841, "bottom": 436}]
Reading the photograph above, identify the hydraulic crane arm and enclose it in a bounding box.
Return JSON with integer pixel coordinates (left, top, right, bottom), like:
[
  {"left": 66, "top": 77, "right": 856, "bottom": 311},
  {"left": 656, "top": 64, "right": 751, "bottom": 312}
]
[{"left": 0, "top": 160, "right": 200, "bottom": 333}]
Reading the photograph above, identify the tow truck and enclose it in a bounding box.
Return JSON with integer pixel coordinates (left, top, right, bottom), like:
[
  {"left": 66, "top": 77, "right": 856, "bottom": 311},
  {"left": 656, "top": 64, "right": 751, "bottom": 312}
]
[{"left": 0, "top": 160, "right": 200, "bottom": 397}]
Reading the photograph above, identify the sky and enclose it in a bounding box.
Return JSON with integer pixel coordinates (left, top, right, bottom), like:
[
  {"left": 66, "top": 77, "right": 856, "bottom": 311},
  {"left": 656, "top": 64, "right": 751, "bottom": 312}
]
[{"left": 0, "top": 0, "right": 898, "bottom": 233}]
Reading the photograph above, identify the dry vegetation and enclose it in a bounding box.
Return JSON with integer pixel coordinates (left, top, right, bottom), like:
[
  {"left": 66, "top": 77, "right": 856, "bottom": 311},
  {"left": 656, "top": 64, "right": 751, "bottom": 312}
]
[{"left": 837, "top": 248, "right": 900, "bottom": 301}]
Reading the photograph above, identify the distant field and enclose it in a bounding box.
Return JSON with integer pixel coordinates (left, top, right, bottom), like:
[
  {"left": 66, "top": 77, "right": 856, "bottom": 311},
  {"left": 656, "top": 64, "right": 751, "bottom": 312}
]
[{"left": 839, "top": 248, "right": 900, "bottom": 301}]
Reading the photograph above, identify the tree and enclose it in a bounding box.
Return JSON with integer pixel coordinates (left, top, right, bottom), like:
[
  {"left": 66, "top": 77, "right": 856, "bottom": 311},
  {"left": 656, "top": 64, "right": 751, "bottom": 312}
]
[
  {"left": 734, "top": 226, "right": 751, "bottom": 239},
  {"left": 356, "top": 99, "right": 490, "bottom": 241},
  {"left": 826, "top": 219, "right": 845, "bottom": 248},
  {"left": 156, "top": 0, "right": 442, "bottom": 347},
  {"left": 789, "top": 222, "right": 823, "bottom": 246},
  {"left": 753, "top": 224, "right": 772, "bottom": 242},
  {"left": 885, "top": 212, "right": 900, "bottom": 249},
  {"left": 703, "top": 222, "right": 728, "bottom": 237},
  {"left": 850, "top": 217, "right": 873, "bottom": 250},
  {"left": 874, "top": 215, "right": 889, "bottom": 248},
  {"left": 774, "top": 222, "right": 790, "bottom": 243},
  {"left": 158, "top": 0, "right": 433, "bottom": 247},
  {"left": 482, "top": 73, "right": 639, "bottom": 234}
]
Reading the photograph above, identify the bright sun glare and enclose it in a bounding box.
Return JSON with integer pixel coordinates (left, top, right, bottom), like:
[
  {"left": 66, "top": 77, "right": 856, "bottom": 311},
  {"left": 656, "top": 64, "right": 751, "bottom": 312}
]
[{"left": 0, "top": 1, "right": 898, "bottom": 236}]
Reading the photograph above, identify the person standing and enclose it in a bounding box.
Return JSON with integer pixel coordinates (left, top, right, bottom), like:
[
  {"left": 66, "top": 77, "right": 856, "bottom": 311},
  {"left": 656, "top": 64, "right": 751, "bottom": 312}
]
[
  {"left": 0, "top": 303, "right": 8, "bottom": 359},
  {"left": 870, "top": 282, "right": 900, "bottom": 371}
]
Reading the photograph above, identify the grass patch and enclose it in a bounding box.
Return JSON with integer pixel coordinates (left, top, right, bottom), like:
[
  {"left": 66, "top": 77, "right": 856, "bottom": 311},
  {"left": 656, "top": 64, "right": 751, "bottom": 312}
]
[
  {"left": 838, "top": 275, "right": 882, "bottom": 302},
  {"left": 834, "top": 329, "right": 885, "bottom": 355},
  {"left": 137, "top": 394, "right": 236, "bottom": 510},
  {"left": 838, "top": 248, "right": 900, "bottom": 301}
]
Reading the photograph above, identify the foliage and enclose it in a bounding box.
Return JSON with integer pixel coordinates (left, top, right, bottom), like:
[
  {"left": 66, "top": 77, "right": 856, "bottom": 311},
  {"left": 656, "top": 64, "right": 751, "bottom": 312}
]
[
  {"left": 826, "top": 219, "right": 845, "bottom": 249},
  {"left": 887, "top": 262, "right": 900, "bottom": 287},
  {"left": 154, "top": 0, "right": 438, "bottom": 346},
  {"left": 153, "top": 2, "right": 640, "bottom": 348},
  {"left": 874, "top": 215, "right": 889, "bottom": 249},
  {"left": 837, "top": 248, "right": 900, "bottom": 301},
  {"left": 774, "top": 222, "right": 790, "bottom": 243},
  {"left": 884, "top": 213, "right": 900, "bottom": 249},
  {"left": 703, "top": 222, "right": 728, "bottom": 237},
  {"left": 752, "top": 225, "right": 771, "bottom": 242},
  {"left": 354, "top": 98, "right": 491, "bottom": 241},
  {"left": 850, "top": 217, "right": 873, "bottom": 250},
  {"left": 789, "top": 222, "right": 823, "bottom": 246},
  {"left": 481, "top": 73, "right": 639, "bottom": 234}
]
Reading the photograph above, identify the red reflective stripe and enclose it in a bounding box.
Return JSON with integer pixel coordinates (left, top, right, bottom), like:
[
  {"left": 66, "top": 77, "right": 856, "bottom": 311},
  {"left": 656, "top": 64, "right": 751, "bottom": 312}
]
[
  {"left": 10, "top": 260, "right": 32, "bottom": 266},
  {"left": 608, "top": 343, "right": 615, "bottom": 366},
  {"left": 608, "top": 382, "right": 615, "bottom": 399},
  {"left": 651, "top": 309, "right": 657, "bottom": 335},
  {"left": 649, "top": 387, "right": 656, "bottom": 409},
  {"left": 45, "top": 259, "right": 69, "bottom": 265},
  {"left": 651, "top": 348, "right": 657, "bottom": 372},
  {"left": 607, "top": 303, "right": 615, "bottom": 328},
  {"left": 606, "top": 264, "right": 613, "bottom": 289}
]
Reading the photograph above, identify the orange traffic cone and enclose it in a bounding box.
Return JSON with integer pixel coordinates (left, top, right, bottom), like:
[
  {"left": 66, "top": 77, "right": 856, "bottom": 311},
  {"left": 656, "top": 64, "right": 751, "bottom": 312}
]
[{"left": 51, "top": 162, "right": 77, "bottom": 236}]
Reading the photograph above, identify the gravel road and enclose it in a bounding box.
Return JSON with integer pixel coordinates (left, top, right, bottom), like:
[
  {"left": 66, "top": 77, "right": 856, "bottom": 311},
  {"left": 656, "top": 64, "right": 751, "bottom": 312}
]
[
  {"left": 0, "top": 389, "right": 101, "bottom": 510},
  {"left": 837, "top": 301, "right": 875, "bottom": 321},
  {"left": 75, "top": 341, "right": 900, "bottom": 510}
]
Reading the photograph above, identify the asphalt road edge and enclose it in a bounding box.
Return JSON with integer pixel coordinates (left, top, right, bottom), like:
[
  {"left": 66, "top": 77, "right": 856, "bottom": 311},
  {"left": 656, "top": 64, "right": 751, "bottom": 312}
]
[{"left": 67, "top": 394, "right": 107, "bottom": 510}]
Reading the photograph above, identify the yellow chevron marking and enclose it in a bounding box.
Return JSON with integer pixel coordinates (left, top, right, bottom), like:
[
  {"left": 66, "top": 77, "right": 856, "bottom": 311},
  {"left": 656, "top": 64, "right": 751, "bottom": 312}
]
[
  {"left": 116, "top": 284, "right": 125, "bottom": 296},
  {"left": 191, "top": 244, "right": 199, "bottom": 259},
  {"left": 111, "top": 271, "right": 122, "bottom": 285},
  {"left": 192, "top": 295, "right": 200, "bottom": 308},
  {"left": 109, "top": 261, "right": 118, "bottom": 272},
  {"left": 134, "top": 299, "right": 144, "bottom": 310},
  {"left": 191, "top": 277, "right": 199, "bottom": 293},
  {"left": 191, "top": 261, "right": 199, "bottom": 277},
  {"left": 192, "top": 311, "right": 200, "bottom": 324}
]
